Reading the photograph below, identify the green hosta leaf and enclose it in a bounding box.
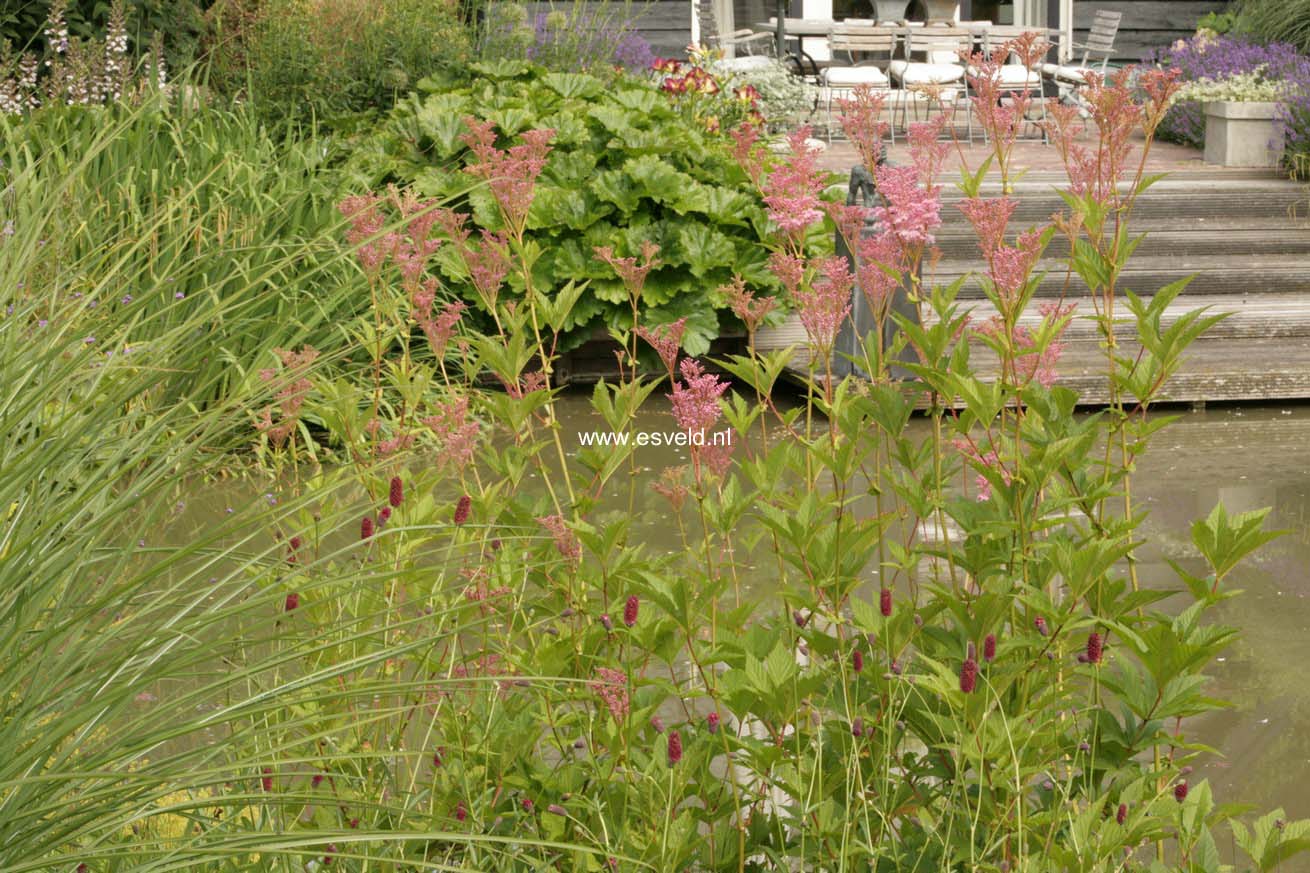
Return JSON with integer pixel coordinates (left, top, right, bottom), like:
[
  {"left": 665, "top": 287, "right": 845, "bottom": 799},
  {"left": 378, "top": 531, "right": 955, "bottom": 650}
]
[
  {"left": 414, "top": 94, "right": 474, "bottom": 156},
  {"left": 469, "top": 59, "right": 533, "bottom": 79},
  {"left": 527, "top": 186, "right": 610, "bottom": 231},
  {"left": 623, "top": 154, "right": 696, "bottom": 205},
  {"left": 612, "top": 86, "right": 663, "bottom": 116},
  {"left": 645, "top": 296, "right": 720, "bottom": 357},
  {"left": 541, "top": 71, "right": 604, "bottom": 100},
  {"left": 588, "top": 103, "right": 637, "bottom": 138},
  {"left": 677, "top": 224, "right": 735, "bottom": 278},
  {"left": 544, "top": 150, "right": 597, "bottom": 186},
  {"left": 590, "top": 169, "right": 641, "bottom": 214},
  {"left": 483, "top": 106, "right": 537, "bottom": 137}
]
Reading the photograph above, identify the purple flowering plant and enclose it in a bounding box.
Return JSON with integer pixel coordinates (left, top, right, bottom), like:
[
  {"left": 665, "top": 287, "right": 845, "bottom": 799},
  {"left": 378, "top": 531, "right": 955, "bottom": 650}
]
[{"left": 1145, "top": 32, "right": 1310, "bottom": 171}]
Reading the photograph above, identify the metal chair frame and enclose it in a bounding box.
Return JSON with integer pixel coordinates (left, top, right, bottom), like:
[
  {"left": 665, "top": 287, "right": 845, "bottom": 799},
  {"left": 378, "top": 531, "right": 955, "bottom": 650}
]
[
  {"left": 821, "top": 24, "right": 900, "bottom": 143},
  {"left": 893, "top": 24, "right": 974, "bottom": 142}
]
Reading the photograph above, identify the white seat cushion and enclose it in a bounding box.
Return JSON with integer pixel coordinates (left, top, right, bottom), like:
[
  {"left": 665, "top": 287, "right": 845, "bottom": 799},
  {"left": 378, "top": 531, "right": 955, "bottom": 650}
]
[
  {"left": 1041, "top": 63, "right": 1091, "bottom": 84},
  {"left": 822, "top": 65, "right": 890, "bottom": 86},
  {"left": 715, "top": 55, "right": 774, "bottom": 73},
  {"left": 888, "top": 60, "right": 964, "bottom": 85},
  {"left": 969, "top": 64, "right": 1041, "bottom": 87}
]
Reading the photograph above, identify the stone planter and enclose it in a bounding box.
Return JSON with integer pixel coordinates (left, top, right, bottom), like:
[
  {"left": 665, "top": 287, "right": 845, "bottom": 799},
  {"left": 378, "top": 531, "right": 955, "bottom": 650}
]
[
  {"left": 1203, "top": 101, "right": 1284, "bottom": 168},
  {"left": 872, "top": 0, "right": 911, "bottom": 21},
  {"left": 921, "top": 0, "right": 958, "bottom": 21}
]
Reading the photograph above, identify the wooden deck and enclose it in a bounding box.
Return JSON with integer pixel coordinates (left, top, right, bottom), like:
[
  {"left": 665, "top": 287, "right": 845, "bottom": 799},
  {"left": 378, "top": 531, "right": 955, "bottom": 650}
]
[{"left": 758, "top": 170, "right": 1310, "bottom": 405}]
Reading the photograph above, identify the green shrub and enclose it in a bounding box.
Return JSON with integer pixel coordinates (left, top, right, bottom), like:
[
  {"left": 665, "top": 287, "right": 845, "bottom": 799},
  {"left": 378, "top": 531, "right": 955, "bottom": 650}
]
[
  {"left": 210, "top": 0, "right": 473, "bottom": 127},
  {"left": 346, "top": 61, "right": 827, "bottom": 354}
]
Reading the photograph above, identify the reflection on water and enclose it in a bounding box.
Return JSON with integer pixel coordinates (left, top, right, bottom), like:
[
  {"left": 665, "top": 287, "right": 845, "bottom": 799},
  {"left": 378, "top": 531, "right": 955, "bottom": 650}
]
[
  {"left": 1133, "top": 404, "right": 1310, "bottom": 820},
  {"left": 176, "top": 392, "right": 1310, "bottom": 821},
  {"left": 558, "top": 390, "right": 1310, "bottom": 819}
]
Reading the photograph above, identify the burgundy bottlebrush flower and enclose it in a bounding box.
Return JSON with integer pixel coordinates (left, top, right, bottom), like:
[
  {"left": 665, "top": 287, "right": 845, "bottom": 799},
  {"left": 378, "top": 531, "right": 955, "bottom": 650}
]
[
  {"left": 378, "top": 506, "right": 391, "bottom": 526},
  {"left": 851, "top": 716, "right": 864, "bottom": 737},
  {"left": 1086, "top": 631, "right": 1103, "bottom": 664},
  {"left": 454, "top": 494, "right": 471, "bottom": 525},
  {"left": 1175, "top": 781, "right": 1189, "bottom": 802},
  {"left": 548, "top": 803, "right": 567, "bottom": 816},
  {"left": 960, "top": 658, "right": 978, "bottom": 694},
  {"left": 983, "top": 633, "right": 997, "bottom": 662},
  {"left": 260, "top": 767, "right": 274, "bottom": 792},
  {"left": 793, "top": 609, "right": 808, "bottom": 628},
  {"left": 600, "top": 613, "right": 613, "bottom": 632},
  {"left": 284, "top": 592, "right": 299, "bottom": 612},
  {"left": 433, "top": 748, "right": 444, "bottom": 767},
  {"left": 521, "top": 798, "right": 533, "bottom": 812},
  {"left": 312, "top": 773, "right": 324, "bottom": 788},
  {"left": 1034, "top": 616, "right": 1048, "bottom": 636},
  {"left": 667, "top": 729, "right": 683, "bottom": 764},
  {"left": 360, "top": 516, "right": 374, "bottom": 540},
  {"left": 879, "top": 588, "right": 892, "bottom": 617},
  {"left": 324, "top": 844, "right": 337, "bottom": 865},
  {"left": 624, "top": 595, "right": 639, "bottom": 627},
  {"left": 455, "top": 801, "right": 467, "bottom": 821},
  {"left": 287, "top": 535, "right": 302, "bottom": 564},
  {"left": 389, "top": 476, "right": 403, "bottom": 508},
  {"left": 650, "top": 716, "right": 665, "bottom": 734},
  {"left": 852, "top": 650, "right": 864, "bottom": 674},
  {"left": 707, "top": 712, "right": 720, "bottom": 734},
  {"left": 77, "top": 865, "right": 88, "bottom": 873},
  {"left": 1116, "top": 802, "right": 1127, "bottom": 824}
]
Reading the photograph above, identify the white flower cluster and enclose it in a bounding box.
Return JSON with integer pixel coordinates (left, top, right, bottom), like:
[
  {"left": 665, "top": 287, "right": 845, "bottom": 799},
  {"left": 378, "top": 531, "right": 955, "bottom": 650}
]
[
  {"left": 1174, "top": 66, "right": 1288, "bottom": 104},
  {"left": 1, "top": 0, "right": 168, "bottom": 115}
]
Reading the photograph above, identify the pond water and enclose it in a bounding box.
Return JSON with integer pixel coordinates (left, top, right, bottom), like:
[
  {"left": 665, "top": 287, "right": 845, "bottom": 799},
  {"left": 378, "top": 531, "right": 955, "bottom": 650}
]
[
  {"left": 551, "top": 392, "right": 1310, "bottom": 821},
  {"left": 177, "top": 393, "right": 1310, "bottom": 827}
]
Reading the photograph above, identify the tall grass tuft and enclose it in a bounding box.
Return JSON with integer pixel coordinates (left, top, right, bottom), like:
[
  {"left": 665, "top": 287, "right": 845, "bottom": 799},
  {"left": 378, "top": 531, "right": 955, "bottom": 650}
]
[{"left": 0, "top": 97, "right": 564, "bottom": 870}]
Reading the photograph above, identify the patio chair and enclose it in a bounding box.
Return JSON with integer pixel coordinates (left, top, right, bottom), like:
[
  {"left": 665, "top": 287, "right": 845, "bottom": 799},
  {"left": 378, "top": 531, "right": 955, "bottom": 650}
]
[
  {"left": 820, "top": 23, "right": 899, "bottom": 143},
  {"left": 888, "top": 24, "right": 973, "bottom": 141},
  {"left": 694, "top": 0, "right": 776, "bottom": 60},
  {"left": 974, "top": 24, "right": 1051, "bottom": 140},
  {"left": 1040, "top": 9, "right": 1121, "bottom": 87}
]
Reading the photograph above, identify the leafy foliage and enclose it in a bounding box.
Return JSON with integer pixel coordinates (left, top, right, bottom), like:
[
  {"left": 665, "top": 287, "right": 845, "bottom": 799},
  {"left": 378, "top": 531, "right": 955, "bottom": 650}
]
[
  {"left": 346, "top": 62, "right": 826, "bottom": 354},
  {"left": 206, "top": 0, "right": 472, "bottom": 128}
]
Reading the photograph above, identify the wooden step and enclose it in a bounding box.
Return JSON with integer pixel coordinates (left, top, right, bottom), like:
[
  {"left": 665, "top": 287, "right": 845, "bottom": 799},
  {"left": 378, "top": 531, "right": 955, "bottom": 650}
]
[
  {"left": 933, "top": 255, "right": 1310, "bottom": 299},
  {"left": 935, "top": 225, "right": 1310, "bottom": 260},
  {"left": 929, "top": 293, "right": 1310, "bottom": 341}
]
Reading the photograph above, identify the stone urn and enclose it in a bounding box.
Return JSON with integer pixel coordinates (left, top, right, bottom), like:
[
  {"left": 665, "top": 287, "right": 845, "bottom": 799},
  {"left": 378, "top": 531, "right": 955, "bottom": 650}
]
[
  {"left": 873, "top": 0, "right": 911, "bottom": 21},
  {"left": 1203, "top": 101, "right": 1284, "bottom": 168},
  {"left": 921, "top": 0, "right": 958, "bottom": 21}
]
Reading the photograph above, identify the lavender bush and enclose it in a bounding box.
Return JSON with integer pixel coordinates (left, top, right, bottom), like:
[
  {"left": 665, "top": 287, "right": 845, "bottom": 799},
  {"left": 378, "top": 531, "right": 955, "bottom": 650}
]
[
  {"left": 480, "top": 3, "right": 655, "bottom": 72},
  {"left": 1145, "top": 33, "right": 1310, "bottom": 173}
]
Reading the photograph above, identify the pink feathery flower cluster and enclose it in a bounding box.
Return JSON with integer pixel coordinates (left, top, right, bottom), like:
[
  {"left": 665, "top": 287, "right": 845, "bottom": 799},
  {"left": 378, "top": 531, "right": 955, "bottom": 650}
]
[
  {"left": 463, "top": 229, "right": 512, "bottom": 313},
  {"left": 906, "top": 115, "right": 951, "bottom": 189},
  {"left": 730, "top": 122, "right": 768, "bottom": 186},
  {"left": 768, "top": 250, "right": 805, "bottom": 297},
  {"left": 957, "top": 197, "right": 1018, "bottom": 257},
  {"left": 422, "top": 394, "right": 480, "bottom": 471},
  {"left": 670, "top": 359, "right": 733, "bottom": 478},
  {"left": 460, "top": 118, "right": 555, "bottom": 236},
  {"left": 591, "top": 667, "right": 630, "bottom": 722},
  {"left": 337, "top": 190, "right": 445, "bottom": 289},
  {"left": 635, "top": 318, "right": 686, "bottom": 376},
  {"left": 795, "top": 255, "right": 853, "bottom": 355},
  {"left": 762, "top": 126, "right": 827, "bottom": 247},
  {"left": 537, "top": 514, "right": 581, "bottom": 561},
  {"left": 409, "top": 290, "right": 466, "bottom": 360},
  {"left": 718, "top": 276, "right": 778, "bottom": 335},
  {"left": 854, "top": 231, "right": 907, "bottom": 313},
  {"left": 1046, "top": 70, "right": 1144, "bottom": 207},
  {"left": 825, "top": 201, "right": 870, "bottom": 253},
  {"left": 987, "top": 230, "right": 1045, "bottom": 302},
  {"left": 871, "top": 163, "right": 941, "bottom": 256},
  {"left": 595, "top": 241, "right": 661, "bottom": 303},
  {"left": 653, "top": 466, "right": 690, "bottom": 512},
  {"left": 670, "top": 359, "right": 729, "bottom": 434},
  {"left": 953, "top": 438, "right": 1013, "bottom": 502},
  {"left": 837, "top": 85, "right": 889, "bottom": 175},
  {"left": 256, "top": 346, "right": 320, "bottom": 448}
]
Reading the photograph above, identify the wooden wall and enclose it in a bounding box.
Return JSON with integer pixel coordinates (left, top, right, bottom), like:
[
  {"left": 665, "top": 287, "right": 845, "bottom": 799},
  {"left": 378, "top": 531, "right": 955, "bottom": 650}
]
[{"left": 1071, "top": 0, "right": 1227, "bottom": 61}]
